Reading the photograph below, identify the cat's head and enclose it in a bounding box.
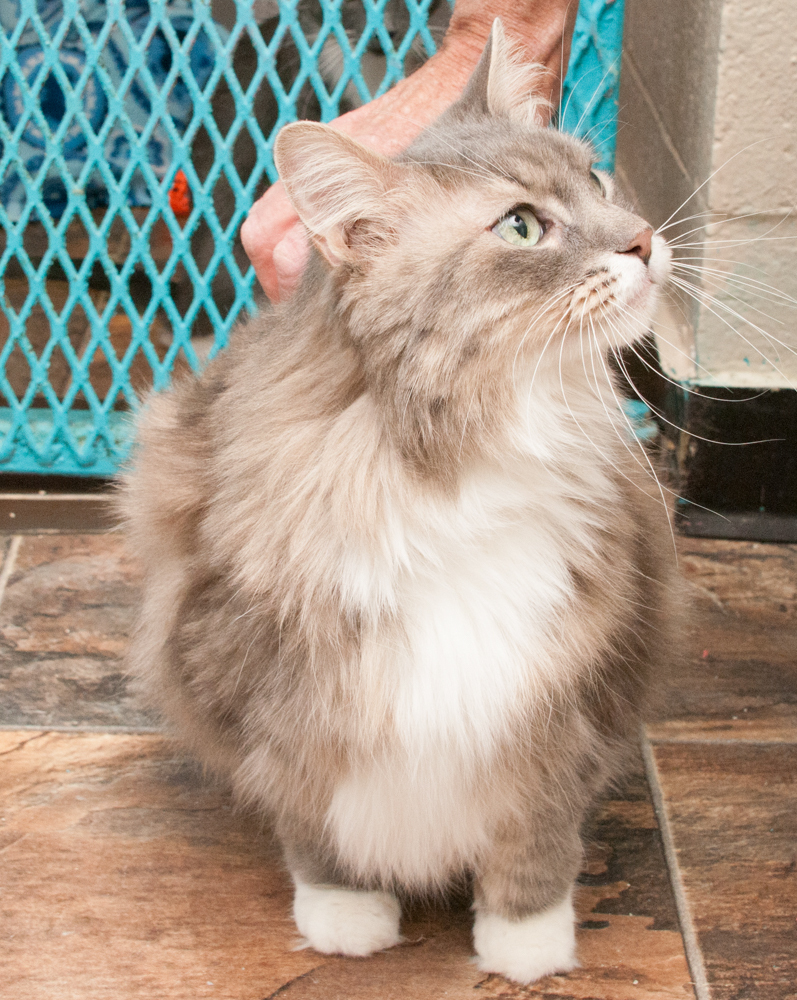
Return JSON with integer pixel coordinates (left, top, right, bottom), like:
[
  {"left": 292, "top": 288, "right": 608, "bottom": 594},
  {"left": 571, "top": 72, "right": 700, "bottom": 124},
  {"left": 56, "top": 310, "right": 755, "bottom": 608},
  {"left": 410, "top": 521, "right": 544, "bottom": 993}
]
[
  {"left": 275, "top": 19, "right": 669, "bottom": 359},
  {"left": 274, "top": 21, "right": 671, "bottom": 467}
]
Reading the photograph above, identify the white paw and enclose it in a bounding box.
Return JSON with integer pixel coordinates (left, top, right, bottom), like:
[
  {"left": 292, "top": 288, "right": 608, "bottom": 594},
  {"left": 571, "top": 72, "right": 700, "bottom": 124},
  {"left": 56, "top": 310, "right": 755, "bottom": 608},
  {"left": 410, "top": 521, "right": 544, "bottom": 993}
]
[
  {"left": 292, "top": 878, "right": 402, "bottom": 957},
  {"left": 473, "top": 891, "right": 577, "bottom": 984}
]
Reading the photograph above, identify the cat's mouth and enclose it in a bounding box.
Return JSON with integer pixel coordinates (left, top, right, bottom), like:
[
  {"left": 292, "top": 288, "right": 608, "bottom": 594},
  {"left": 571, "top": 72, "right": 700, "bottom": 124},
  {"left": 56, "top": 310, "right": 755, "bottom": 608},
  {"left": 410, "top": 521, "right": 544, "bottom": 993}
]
[
  {"left": 565, "top": 263, "right": 659, "bottom": 344},
  {"left": 569, "top": 234, "right": 671, "bottom": 321},
  {"left": 622, "top": 271, "right": 656, "bottom": 312}
]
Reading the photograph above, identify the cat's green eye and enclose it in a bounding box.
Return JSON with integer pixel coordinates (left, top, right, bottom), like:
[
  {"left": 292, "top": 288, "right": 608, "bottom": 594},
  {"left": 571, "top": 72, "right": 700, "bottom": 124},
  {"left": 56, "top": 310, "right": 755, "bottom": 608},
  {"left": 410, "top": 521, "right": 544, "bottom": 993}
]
[
  {"left": 492, "top": 208, "right": 542, "bottom": 247},
  {"left": 590, "top": 170, "right": 607, "bottom": 197}
]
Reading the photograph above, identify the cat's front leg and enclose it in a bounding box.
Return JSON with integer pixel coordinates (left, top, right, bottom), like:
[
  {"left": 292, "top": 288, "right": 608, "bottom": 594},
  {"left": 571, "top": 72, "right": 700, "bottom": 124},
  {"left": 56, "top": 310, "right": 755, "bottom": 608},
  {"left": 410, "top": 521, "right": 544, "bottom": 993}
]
[
  {"left": 472, "top": 817, "right": 581, "bottom": 984},
  {"left": 292, "top": 878, "right": 402, "bottom": 957},
  {"left": 282, "top": 832, "right": 402, "bottom": 957}
]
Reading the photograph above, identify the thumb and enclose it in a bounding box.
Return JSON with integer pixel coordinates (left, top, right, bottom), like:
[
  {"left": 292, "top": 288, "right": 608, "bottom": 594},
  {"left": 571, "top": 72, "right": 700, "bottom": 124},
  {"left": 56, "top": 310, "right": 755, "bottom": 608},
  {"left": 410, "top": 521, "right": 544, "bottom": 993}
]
[
  {"left": 273, "top": 222, "right": 311, "bottom": 303},
  {"left": 241, "top": 182, "right": 302, "bottom": 302}
]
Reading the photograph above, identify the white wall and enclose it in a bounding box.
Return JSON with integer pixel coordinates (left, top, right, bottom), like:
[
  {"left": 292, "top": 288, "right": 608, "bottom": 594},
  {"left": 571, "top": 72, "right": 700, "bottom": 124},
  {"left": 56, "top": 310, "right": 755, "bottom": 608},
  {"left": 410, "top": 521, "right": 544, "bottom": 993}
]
[{"left": 616, "top": 0, "right": 797, "bottom": 388}]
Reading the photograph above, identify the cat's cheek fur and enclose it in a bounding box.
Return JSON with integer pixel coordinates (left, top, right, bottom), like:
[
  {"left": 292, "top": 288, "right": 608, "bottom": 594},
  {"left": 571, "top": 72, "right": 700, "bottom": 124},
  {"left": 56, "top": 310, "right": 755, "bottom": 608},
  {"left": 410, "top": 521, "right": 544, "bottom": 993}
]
[
  {"left": 292, "top": 878, "right": 402, "bottom": 956},
  {"left": 648, "top": 233, "right": 672, "bottom": 286},
  {"left": 473, "top": 891, "right": 578, "bottom": 984}
]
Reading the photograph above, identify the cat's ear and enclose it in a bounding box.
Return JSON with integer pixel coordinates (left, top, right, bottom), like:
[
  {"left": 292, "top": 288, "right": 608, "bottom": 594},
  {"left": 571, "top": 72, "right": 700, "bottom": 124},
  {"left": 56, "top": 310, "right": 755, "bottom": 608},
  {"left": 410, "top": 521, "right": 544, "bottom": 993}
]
[
  {"left": 457, "top": 19, "right": 551, "bottom": 126},
  {"left": 274, "top": 122, "right": 402, "bottom": 266}
]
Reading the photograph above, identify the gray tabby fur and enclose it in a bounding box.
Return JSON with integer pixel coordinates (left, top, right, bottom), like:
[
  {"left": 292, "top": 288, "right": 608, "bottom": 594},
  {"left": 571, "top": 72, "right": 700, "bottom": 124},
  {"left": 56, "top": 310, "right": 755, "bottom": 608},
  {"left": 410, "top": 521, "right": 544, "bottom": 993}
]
[{"left": 120, "top": 21, "right": 681, "bottom": 984}]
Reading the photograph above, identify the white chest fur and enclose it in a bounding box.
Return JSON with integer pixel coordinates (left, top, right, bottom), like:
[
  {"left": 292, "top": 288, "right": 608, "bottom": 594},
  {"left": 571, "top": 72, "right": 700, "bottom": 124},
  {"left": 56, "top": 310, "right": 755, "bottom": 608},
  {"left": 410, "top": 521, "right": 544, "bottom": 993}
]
[{"left": 327, "top": 435, "right": 612, "bottom": 886}]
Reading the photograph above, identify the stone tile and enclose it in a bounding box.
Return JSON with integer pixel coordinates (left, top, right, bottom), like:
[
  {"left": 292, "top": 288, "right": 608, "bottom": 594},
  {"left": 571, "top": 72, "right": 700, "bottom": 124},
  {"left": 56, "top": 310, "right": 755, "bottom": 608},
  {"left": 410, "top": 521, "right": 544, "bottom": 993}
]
[
  {"left": 651, "top": 742, "right": 797, "bottom": 1000},
  {"left": 677, "top": 539, "right": 797, "bottom": 626},
  {"left": 465, "top": 765, "right": 694, "bottom": 998},
  {"left": 649, "top": 539, "right": 797, "bottom": 742},
  {"left": 0, "top": 535, "right": 155, "bottom": 730},
  {"left": 0, "top": 731, "right": 314, "bottom": 1000},
  {"left": 0, "top": 731, "right": 694, "bottom": 1000}
]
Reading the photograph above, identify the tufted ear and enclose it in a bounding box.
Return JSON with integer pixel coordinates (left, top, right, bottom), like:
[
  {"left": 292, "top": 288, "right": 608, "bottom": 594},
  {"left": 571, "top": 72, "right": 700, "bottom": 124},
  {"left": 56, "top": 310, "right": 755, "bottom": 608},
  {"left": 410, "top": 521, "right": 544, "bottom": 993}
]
[
  {"left": 456, "top": 19, "right": 551, "bottom": 126},
  {"left": 274, "top": 122, "right": 402, "bottom": 266}
]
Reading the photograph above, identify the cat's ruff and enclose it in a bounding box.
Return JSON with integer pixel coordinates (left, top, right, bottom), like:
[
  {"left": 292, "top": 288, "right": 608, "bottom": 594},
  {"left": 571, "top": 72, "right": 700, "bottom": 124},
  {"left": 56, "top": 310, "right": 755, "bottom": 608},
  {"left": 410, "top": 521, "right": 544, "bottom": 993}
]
[{"left": 324, "top": 404, "right": 626, "bottom": 889}]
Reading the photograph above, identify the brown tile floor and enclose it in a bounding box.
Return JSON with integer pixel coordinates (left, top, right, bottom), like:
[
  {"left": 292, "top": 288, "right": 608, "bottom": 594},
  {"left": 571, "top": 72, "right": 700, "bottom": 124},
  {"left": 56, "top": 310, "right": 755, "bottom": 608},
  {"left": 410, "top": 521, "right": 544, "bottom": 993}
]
[{"left": 0, "top": 533, "right": 795, "bottom": 1000}]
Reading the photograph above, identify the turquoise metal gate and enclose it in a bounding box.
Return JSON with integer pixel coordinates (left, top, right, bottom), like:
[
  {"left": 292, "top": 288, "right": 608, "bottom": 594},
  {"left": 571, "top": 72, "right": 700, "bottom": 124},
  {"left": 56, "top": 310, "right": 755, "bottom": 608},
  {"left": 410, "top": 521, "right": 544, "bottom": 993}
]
[{"left": 0, "top": 0, "right": 625, "bottom": 476}]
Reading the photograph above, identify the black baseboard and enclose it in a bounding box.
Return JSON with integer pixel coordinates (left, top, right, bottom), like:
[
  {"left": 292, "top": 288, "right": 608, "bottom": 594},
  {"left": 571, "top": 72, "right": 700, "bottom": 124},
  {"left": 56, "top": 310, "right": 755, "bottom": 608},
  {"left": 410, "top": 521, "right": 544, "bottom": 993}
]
[
  {"left": 0, "top": 476, "right": 115, "bottom": 533},
  {"left": 614, "top": 340, "right": 797, "bottom": 544},
  {"left": 672, "top": 386, "right": 797, "bottom": 542},
  {"left": 677, "top": 508, "right": 797, "bottom": 543}
]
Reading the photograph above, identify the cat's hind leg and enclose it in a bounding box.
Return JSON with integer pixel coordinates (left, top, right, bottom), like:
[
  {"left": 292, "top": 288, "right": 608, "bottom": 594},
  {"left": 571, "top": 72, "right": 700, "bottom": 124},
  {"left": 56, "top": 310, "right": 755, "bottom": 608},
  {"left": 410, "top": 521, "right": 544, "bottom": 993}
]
[
  {"left": 472, "top": 814, "right": 581, "bottom": 984},
  {"left": 292, "top": 878, "right": 402, "bottom": 956}
]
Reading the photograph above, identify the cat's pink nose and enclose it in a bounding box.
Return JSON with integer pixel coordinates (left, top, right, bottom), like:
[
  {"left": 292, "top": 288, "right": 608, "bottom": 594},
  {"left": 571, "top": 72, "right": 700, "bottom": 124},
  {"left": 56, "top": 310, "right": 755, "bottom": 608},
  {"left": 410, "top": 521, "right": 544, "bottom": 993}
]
[{"left": 623, "top": 228, "right": 653, "bottom": 265}]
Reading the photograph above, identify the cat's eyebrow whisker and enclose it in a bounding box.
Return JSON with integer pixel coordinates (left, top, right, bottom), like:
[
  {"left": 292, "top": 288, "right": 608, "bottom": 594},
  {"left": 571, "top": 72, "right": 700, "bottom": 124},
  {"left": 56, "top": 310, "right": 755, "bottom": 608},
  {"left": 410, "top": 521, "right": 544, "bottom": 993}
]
[
  {"left": 572, "top": 58, "right": 620, "bottom": 140},
  {"left": 668, "top": 276, "right": 797, "bottom": 390},
  {"left": 578, "top": 118, "right": 614, "bottom": 147},
  {"left": 360, "top": 106, "right": 511, "bottom": 179},
  {"left": 656, "top": 137, "right": 774, "bottom": 233},
  {"left": 386, "top": 109, "right": 515, "bottom": 180},
  {"left": 408, "top": 159, "right": 493, "bottom": 181},
  {"left": 557, "top": 65, "right": 588, "bottom": 137},
  {"left": 556, "top": 2, "right": 573, "bottom": 116}
]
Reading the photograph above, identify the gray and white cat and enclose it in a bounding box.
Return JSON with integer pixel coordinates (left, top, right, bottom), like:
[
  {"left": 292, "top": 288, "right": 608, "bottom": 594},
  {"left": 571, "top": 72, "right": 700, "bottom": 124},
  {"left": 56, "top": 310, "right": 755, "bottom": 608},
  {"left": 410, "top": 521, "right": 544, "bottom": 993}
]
[{"left": 121, "top": 22, "right": 679, "bottom": 985}]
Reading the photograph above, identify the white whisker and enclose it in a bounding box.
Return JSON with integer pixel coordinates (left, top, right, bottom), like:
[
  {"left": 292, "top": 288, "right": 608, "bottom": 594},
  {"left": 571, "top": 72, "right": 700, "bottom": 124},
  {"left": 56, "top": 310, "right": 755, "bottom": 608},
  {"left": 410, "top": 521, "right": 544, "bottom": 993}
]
[{"left": 656, "top": 137, "right": 774, "bottom": 233}]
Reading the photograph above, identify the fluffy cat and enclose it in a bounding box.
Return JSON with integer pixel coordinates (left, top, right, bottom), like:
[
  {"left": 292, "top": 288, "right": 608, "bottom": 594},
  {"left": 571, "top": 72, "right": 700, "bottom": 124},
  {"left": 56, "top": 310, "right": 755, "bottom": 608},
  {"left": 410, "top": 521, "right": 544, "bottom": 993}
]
[{"left": 121, "top": 21, "right": 679, "bottom": 985}]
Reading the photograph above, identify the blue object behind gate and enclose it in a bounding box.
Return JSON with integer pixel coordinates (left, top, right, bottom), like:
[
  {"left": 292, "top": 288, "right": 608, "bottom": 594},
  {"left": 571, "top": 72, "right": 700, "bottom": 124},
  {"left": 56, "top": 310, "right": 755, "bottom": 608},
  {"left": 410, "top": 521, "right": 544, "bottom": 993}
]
[{"left": 0, "top": 0, "right": 625, "bottom": 476}]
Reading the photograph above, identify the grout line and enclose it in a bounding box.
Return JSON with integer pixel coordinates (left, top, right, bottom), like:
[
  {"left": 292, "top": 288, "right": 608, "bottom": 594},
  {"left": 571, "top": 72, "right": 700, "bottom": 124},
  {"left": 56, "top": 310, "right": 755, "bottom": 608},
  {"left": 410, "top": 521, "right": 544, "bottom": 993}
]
[
  {"left": 0, "top": 723, "right": 164, "bottom": 735},
  {"left": 649, "top": 736, "right": 797, "bottom": 747},
  {"left": 0, "top": 535, "right": 21, "bottom": 610},
  {"left": 642, "top": 733, "right": 712, "bottom": 1000}
]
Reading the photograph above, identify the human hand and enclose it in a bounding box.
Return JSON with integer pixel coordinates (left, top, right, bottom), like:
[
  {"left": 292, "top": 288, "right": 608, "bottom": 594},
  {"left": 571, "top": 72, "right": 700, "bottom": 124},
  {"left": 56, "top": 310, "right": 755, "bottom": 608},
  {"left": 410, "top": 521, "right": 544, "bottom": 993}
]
[
  {"left": 241, "top": 1, "right": 575, "bottom": 303},
  {"left": 240, "top": 45, "right": 479, "bottom": 303}
]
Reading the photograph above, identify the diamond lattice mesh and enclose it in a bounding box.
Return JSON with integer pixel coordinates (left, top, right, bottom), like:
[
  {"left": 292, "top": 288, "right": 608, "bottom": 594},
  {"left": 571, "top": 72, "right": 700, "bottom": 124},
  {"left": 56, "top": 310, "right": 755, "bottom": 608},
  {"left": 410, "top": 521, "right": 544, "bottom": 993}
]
[{"left": 0, "top": 0, "right": 623, "bottom": 475}]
